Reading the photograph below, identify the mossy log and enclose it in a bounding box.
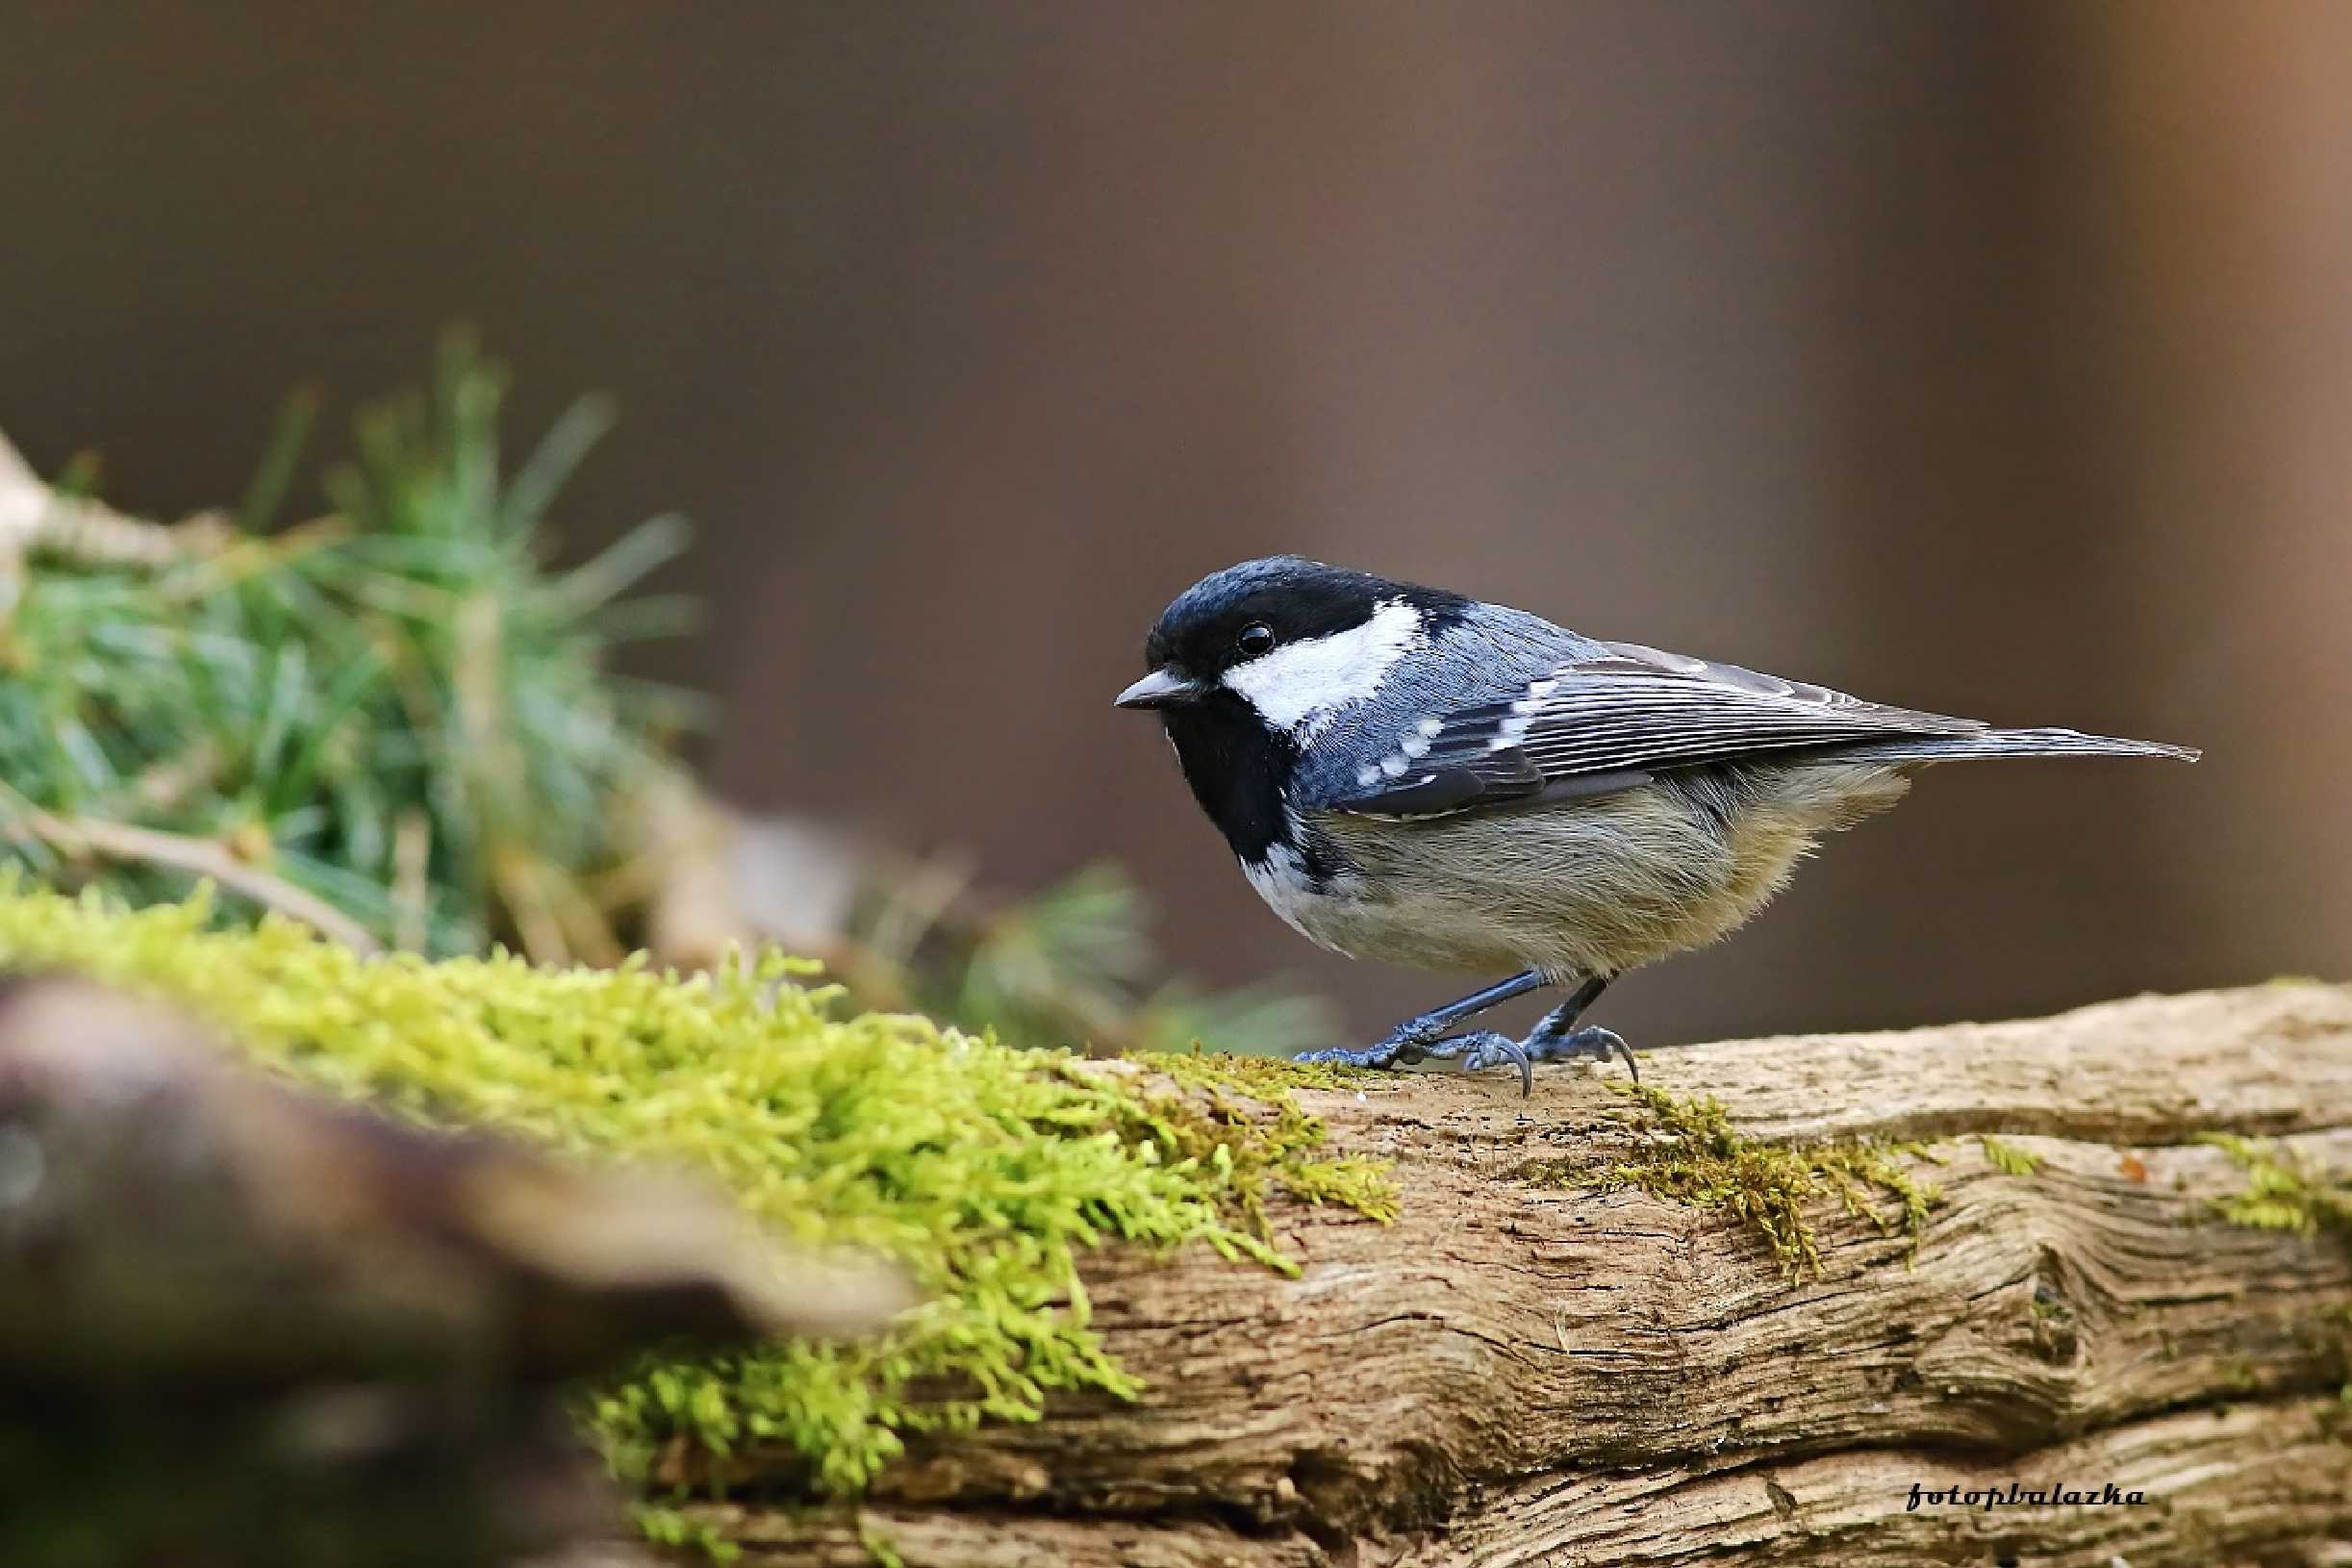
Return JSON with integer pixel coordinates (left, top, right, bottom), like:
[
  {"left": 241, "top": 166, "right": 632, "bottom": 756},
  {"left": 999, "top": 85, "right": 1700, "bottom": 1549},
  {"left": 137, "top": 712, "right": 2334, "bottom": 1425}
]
[{"left": 608, "top": 982, "right": 2352, "bottom": 1568}]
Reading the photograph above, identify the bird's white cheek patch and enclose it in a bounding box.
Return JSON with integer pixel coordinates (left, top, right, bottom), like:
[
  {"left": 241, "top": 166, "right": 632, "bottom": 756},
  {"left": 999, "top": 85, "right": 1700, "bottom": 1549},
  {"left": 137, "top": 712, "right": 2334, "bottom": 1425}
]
[{"left": 1223, "top": 598, "right": 1423, "bottom": 740}]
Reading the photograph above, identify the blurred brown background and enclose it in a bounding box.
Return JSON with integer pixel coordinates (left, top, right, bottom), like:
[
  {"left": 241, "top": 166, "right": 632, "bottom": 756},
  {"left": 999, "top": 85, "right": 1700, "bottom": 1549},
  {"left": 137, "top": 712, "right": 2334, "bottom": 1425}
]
[{"left": 5, "top": 3, "right": 2347, "bottom": 1049}]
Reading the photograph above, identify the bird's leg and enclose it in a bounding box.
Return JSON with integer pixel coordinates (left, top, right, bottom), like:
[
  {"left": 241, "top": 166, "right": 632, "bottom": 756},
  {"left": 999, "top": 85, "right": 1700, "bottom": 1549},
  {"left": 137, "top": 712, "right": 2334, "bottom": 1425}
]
[
  {"left": 1294, "top": 971, "right": 1549, "bottom": 1074},
  {"left": 1523, "top": 976, "right": 1634, "bottom": 1078},
  {"left": 1442, "top": 976, "right": 1638, "bottom": 1096}
]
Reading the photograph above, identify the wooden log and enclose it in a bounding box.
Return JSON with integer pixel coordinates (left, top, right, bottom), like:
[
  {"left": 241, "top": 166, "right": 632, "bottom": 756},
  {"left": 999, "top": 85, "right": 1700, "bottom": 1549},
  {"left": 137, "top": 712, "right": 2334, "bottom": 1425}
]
[{"left": 620, "top": 982, "right": 2352, "bottom": 1567}]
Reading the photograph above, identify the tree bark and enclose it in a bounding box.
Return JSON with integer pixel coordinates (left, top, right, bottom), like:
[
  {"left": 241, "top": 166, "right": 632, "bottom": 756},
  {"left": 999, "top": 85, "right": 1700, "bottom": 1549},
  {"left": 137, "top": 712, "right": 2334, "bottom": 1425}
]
[{"left": 613, "top": 981, "right": 2352, "bottom": 1567}]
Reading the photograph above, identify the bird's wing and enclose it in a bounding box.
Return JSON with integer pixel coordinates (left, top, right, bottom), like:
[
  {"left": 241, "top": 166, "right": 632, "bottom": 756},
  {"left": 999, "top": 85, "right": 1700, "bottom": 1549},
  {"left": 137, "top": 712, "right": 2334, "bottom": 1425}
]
[{"left": 1327, "top": 640, "right": 1985, "bottom": 818}]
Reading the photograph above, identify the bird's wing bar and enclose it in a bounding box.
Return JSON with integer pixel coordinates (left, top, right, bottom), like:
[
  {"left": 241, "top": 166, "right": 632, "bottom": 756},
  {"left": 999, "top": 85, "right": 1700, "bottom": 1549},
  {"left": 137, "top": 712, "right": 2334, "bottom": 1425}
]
[{"left": 1328, "top": 641, "right": 1985, "bottom": 818}]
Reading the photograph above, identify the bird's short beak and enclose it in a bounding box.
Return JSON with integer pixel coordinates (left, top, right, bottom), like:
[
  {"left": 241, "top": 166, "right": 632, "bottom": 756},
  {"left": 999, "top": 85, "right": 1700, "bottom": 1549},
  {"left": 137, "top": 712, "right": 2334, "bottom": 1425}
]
[{"left": 1114, "top": 667, "right": 1204, "bottom": 710}]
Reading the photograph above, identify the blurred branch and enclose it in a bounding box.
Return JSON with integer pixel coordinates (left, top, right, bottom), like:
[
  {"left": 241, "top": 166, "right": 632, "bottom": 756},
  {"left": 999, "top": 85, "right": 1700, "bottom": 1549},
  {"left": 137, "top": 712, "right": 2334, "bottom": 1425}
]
[
  {"left": 0, "top": 426, "right": 230, "bottom": 619},
  {"left": 0, "top": 973, "right": 910, "bottom": 1567}
]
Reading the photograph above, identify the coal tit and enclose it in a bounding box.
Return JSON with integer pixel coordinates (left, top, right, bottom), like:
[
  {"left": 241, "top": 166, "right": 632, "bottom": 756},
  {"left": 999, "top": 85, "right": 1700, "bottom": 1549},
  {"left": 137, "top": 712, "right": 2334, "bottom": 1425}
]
[{"left": 1115, "top": 556, "right": 2198, "bottom": 1093}]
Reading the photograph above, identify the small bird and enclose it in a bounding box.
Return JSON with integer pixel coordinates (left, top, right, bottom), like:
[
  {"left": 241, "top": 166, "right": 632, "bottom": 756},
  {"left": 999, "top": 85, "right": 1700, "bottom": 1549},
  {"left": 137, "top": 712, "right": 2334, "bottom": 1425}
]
[{"left": 1115, "top": 556, "right": 2196, "bottom": 1093}]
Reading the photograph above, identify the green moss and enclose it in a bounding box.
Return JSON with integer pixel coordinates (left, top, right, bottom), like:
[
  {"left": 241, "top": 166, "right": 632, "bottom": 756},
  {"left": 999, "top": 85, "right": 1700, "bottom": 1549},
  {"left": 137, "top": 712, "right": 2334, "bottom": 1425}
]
[
  {"left": 1142, "top": 1044, "right": 1382, "bottom": 1099},
  {"left": 1536, "top": 1082, "right": 1939, "bottom": 1281},
  {"left": 1134, "top": 1045, "right": 1400, "bottom": 1238},
  {"left": 2203, "top": 1139, "right": 2352, "bottom": 1434},
  {"left": 2200, "top": 1133, "right": 2352, "bottom": 1240},
  {"left": 1977, "top": 1134, "right": 2042, "bottom": 1177},
  {"left": 632, "top": 1504, "right": 740, "bottom": 1564},
  {"left": 0, "top": 880, "right": 1390, "bottom": 1498}
]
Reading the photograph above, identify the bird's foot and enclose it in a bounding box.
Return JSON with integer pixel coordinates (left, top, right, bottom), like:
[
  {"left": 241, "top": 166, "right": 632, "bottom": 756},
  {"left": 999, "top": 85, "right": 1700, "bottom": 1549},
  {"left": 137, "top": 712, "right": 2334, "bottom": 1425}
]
[
  {"left": 1452, "top": 1024, "right": 1638, "bottom": 1095},
  {"left": 1293, "top": 1010, "right": 1456, "bottom": 1074},
  {"left": 1296, "top": 1023, "right": 1637, "bottom": 1098}
]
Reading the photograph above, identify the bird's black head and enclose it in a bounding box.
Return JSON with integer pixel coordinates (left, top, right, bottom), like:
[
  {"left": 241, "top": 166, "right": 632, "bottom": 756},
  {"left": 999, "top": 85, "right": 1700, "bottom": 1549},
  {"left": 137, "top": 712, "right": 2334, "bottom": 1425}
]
[
  {"left": 1114, "top": 556, "right": 1468, "bottom": 865},
  {"left": 1116, "top": 556, "right": 1466, "bottom": 718}
]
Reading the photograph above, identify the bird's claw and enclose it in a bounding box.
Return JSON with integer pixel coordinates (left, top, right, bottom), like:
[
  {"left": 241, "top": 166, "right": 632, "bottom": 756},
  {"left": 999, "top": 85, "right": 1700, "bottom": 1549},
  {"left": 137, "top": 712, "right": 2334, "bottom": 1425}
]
[
  {"left": 1538, "top": 1024, "right": 1637, "bottom": 1084},
  {"left": 1446, "top": 1031, "right": 1533, "bottom": 1096},
  {"left": 1296, "top": 1023, "right": 1637, "bottom": 1097}
]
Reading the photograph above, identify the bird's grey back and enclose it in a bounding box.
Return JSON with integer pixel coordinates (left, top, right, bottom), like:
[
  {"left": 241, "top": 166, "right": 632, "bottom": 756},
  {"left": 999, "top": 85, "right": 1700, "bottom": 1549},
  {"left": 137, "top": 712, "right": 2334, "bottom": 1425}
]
[
  {"left": 1289, "top": 604, "right": 1604, "bottom": 806},
  {"left": 1290, "top": 602, "right": 2193, "bottom": 815}
]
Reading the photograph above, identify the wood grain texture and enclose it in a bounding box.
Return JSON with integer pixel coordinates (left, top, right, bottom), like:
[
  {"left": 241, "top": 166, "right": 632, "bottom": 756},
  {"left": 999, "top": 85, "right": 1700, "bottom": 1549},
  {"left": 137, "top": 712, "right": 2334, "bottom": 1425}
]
[{"left": 613, "top": 982, "right": 2352, "bottom": 1567}]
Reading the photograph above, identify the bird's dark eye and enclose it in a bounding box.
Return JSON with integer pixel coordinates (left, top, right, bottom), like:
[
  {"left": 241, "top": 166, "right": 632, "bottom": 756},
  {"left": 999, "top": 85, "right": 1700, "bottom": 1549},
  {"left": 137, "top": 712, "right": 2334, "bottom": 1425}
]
[{"left": 1236, "top": 621, "right": 1276, "bottom": 658}]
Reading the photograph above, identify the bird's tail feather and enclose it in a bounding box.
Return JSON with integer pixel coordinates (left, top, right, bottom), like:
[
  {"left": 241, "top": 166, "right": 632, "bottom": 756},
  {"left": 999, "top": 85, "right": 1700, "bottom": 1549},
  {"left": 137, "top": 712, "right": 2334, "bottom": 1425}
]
[{"left": 1831, "top": 728, "right": 2199, "bottom": 767}]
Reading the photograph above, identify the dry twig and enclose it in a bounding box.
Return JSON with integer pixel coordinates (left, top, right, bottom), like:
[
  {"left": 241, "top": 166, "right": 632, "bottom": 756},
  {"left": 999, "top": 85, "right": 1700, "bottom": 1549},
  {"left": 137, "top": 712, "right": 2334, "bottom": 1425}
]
[{"left": 1, "top": 808, "right": 385, "bottom": 953}]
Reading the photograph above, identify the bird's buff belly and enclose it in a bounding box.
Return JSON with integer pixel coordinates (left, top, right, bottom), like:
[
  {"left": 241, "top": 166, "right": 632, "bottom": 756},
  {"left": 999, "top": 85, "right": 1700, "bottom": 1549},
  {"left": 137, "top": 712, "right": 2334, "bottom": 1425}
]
[{"left": 1275, "top": 767, "right": 1909, "bottom": 978}]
